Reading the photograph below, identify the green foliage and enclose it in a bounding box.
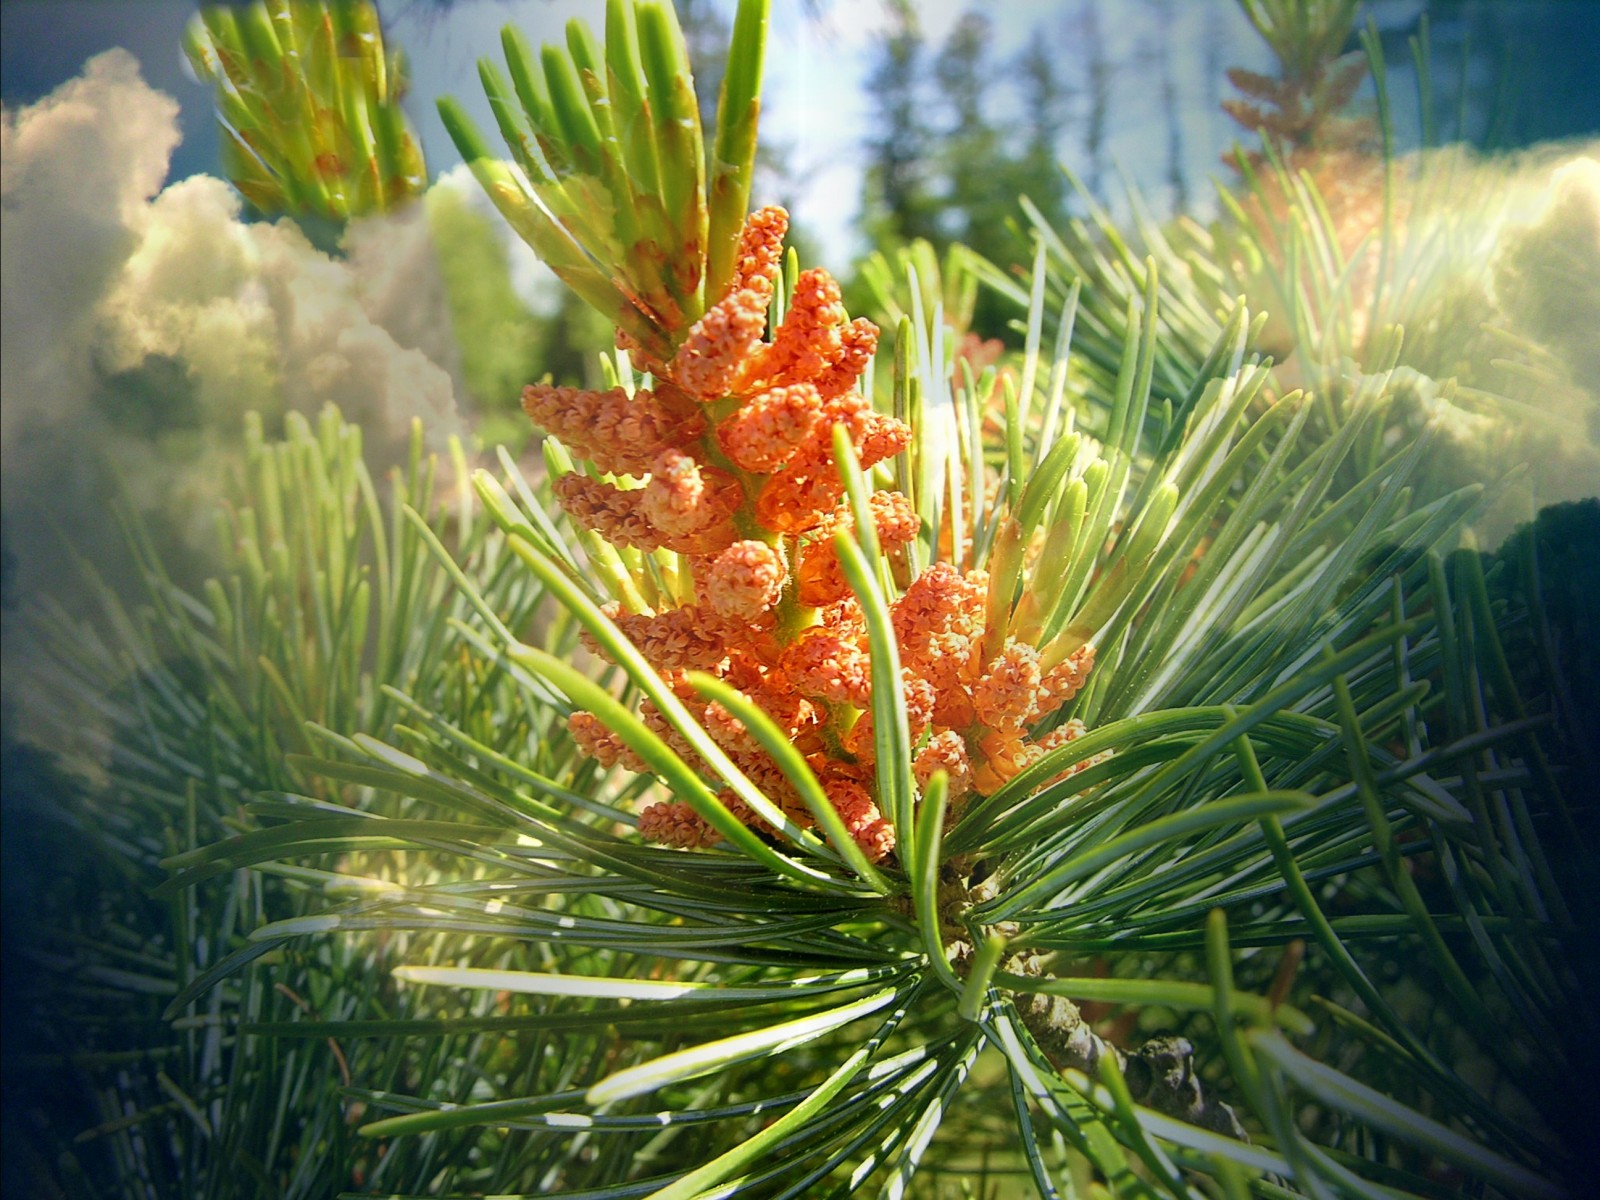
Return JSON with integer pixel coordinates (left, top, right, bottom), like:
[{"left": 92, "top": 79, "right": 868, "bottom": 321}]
[
  {"left": 15, "top": 408, "right": 602, "bottom": 1198},
  {"left": 957, "top": 17, "right": 1599, "bottom": 544},
  {"left": 438, "top": 0, "right": 771, "bottom": 356},
  {"left": 424, "top": 186, "right": 545, "bottom": 449},
  {"left": 1235, "top": 0, "right": 1361, "bottom": 91},
  {"left": 165, "top": 265, "right": 1585, "bottom": 1196},
  {"left": 184, "top": 0, "right": 427, "bottom": 234},
  {"left": 859, "top": 22, "right": 940, "bottom": 255},
  {"left": 856, "top": 13, "right": 1073, "bottom": 340},
  {"left": 25, "top": 4, "right": 1591, "bottom": 1198}
]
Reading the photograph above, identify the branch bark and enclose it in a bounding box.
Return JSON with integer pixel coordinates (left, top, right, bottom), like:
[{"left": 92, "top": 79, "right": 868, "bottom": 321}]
[{"left": 1008, "top": 954, "right": 1249, "bottom": 1140}]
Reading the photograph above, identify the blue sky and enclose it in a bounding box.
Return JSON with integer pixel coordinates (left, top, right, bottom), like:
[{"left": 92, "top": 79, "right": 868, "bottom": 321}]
[
  {"left": 3, "top": 2, "right": 1597, "bottom": 630},
  {"left": 361, "top": 0, "right": 1277, "bottom": 262},
  {"left": 6, "top": 1, "right": 1598, "bottom": 266},
  {"left": 2, "top": 0, "right": 1280, "bottom": 265}
]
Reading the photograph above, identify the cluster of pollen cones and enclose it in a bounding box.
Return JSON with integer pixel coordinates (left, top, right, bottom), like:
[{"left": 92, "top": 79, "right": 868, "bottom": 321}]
[{"left": 525, "top": 207, "right": 1099, "bottom": 862}]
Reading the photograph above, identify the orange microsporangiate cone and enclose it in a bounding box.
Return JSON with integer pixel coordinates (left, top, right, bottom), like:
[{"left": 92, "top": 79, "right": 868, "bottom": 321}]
[{"left": 532, "top": 206, "right": 1099, "bottom": 861}]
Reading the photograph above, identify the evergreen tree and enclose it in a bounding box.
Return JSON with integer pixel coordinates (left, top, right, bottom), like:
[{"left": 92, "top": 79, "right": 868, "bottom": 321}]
[
  {"left": 861, "top": 20, "right": 938, "bottom": 252},
  {"left": 1017, "top": 38, "right": 1073, "bottom": 232},
  {"left": 1078, "top": 0, "right": 1111, "bottom": 202},
  {"left": 933, "top": 12, "right": 1001, "bottom": 248},
  {"left": 677, "top": 0, "right": 730, "bottom": 136},
  {"left": 860, "top": 13, "right": 1076, "bottom": 339},
  {"left": 1148, "top": 0, "right": 1191, "bottom": 212}
]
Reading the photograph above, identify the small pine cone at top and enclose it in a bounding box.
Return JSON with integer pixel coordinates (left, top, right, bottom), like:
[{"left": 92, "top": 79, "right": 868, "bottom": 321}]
[
  {"left": 1030, "top": 644, "right": 1096, "bottom": 722},
  {"left": 718, "top": 383, "right": 824, "bottom": 473},
  {"left": 703, "top": 540, "right": 786, "bottom": 622},
  {"left": 639, "top": 450, "right": 741, "bottom": 553},
  {"left": 638, "top": 801, "right": 723, "bottom": 850},
  {"left": 737, "top": 267, "right": 847, "bottom": 391},
  {"left": 602, "top": 603, "right": 729, "bottom": 672},
  {"left": 568, "top": 711, "right": 646, "bottom": 773},
  {"left": 730, "top": 206, "right": 789, "bottom": 295},
  {"left": 972, "top": 641, "right": 1044, "bottom": 735},
  {"left": 668, "top": 207, "right": 788, "bottom": 402},
  {"left": 914, "top": 729, "right": 974, "bottom": 802},
  {"left": 796, "top": 491, "right": 919, "bottom": 607},
  {"left": 522, "top": 384, "right": 703, "bottom": 477},
  {"left": 552, "top": 473, "right": 665, "bottom": 551}
]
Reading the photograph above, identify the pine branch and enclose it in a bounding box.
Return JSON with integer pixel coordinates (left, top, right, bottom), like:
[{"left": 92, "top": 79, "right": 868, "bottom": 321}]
[{"left": 1006, "top": 953, "right": 1250, "bottom": 1141}]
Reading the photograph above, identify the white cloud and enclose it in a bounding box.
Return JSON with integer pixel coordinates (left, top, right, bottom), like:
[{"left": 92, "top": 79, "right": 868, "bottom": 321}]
[
  {"left": 1482, "top": 148, "right": 1600, "bottom": 533},
  {"left": 1, "top": 49, "right": 177, "bottom": 458},
  {"left": 0, "top": 51, "right": 485, "bottom": 756},
  {"left": 1, "top": 50, "right": 467, "bottom": 619},
  {"left": 401, "top": 163, "right": 560, "bottom": 316}
]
